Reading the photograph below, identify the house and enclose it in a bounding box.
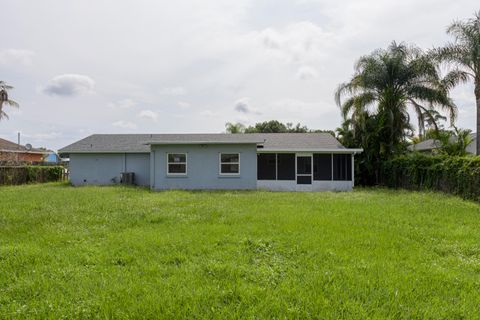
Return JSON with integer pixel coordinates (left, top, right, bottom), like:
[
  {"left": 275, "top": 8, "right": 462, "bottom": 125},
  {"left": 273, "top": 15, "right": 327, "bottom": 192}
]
[
  {"left": 409, "top": 133, "right": 477, "bottom": 154},
  {"left": 0, "top": 137, "right": 49, "bottom": 163},
  {"left": 58, "top": 133, "right": 362, "bottom": 191},
  {"left": 43, "top": 152, "right": 61, "bottom": 164}
]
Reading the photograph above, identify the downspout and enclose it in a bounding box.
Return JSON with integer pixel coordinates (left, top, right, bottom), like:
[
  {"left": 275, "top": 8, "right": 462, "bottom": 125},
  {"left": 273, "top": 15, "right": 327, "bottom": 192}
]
[
  {"left": 352, "top": 152, "right": 355, "bottom": 187},
  {"left": 330, "top": 153, "right": 333, "bottom": 181},
  {"left": 150, "top": 148, "right": 155, "bottom": 190},
  {"left": 476, "top": 80, "right": 480, "bottom": 155},
  {"left": 17, "top": 132, "right": 20, "bottom": 163}
]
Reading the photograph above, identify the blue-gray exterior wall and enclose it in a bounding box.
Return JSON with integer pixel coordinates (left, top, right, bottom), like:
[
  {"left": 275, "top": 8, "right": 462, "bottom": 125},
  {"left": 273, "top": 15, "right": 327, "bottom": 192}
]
[
  {"left": 151, "top": 144, "right": 257, "bottom": 190},
  {"left": 125, "top": 153, "right": 150, "bottom": 186},
  {"left": 69, "top": 153, "right": 150, "bottom": 186}
]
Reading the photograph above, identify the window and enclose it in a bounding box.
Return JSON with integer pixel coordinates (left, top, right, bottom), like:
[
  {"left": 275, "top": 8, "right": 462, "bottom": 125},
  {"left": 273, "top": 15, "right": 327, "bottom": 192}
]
[
  {"left": 257, "top": 153, "right": 295, "bottom": 181},
  {"left": 277, "top": 154, "right": 295, "bottom": 180},
  {"left": 333, "top": 154, "right": 352, "bottom": 181},
  {"left": 313, "top": 154, "right": 332, "bottom": 181},
  {"left": 220, "top": 153, "right": 240, "bottom": 175},
  {"left": 167, "top": 153, "right": 187, "bottom": 175},
  {"left": 257, "top": 154, "right": 276, "bottom": 180}
]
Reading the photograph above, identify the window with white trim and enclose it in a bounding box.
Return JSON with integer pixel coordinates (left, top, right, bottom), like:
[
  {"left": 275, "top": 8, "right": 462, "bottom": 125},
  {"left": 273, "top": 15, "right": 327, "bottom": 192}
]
[
  {"left": 219, "top": 153, "right": 240, "bottom": 175},
  {"left": 167, "top": 153, "right": 187, "bottom": 175}
]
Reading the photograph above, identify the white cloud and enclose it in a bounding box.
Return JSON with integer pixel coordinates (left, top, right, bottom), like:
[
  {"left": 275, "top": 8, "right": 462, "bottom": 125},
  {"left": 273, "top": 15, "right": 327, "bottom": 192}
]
[
  {"left": 259, "top": 29, "right": 283, "bottom": 49},
  {"left": 43, "top": 74, "right": 95, "bottom": 97},
  {"left": 159, "top": 87, "right": 187, "bottom": 96},
  {"left": 234, "top": 114, "right": 250, "bottom": 124},
  {"left": 253, "top": 21, "right": 336, "bottom": 64},
  {"left": 0, "top": 49, "right": 35, "bottom": 66},
  {"left": 138, "top": 110, "right": 159, "bottom": 121},
  {"left": 296, "top": 66, "right": 318, "bottom": 80},
  {"left": 21, "top": 131, "right": 61, "bottom": 140},
  {"left": 199, "top": 110, "right": 219, "bottom": 117},
  {"left": 178, "top": 101, "right": 191, "bottom": 109},
  {"left": 112, "top": 120, "right": 137, "bottom": 129},
  {"left": 108, "top": 98, "right": 136, "bottom": 109}
]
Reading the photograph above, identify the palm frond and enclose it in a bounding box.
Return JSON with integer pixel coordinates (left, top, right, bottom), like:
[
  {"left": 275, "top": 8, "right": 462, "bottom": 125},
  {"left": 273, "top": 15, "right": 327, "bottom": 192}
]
[
  {"left": 0, "top": 81, "right": 19, "bottom": 121},
  {"left": 0, "top": 81, "right": 14, "bottom": 90},
  {"left": 433, "top": 44, "right": 475, "bottom": 71},
  {"left": 4, "top": 99, "right": 19, "bottom": 108},
  {"left": 441, "top": 69, "right": 472, "bottom": 89},
  {"left": 0, "top": 110, "right": 9, "bottom": 120}
]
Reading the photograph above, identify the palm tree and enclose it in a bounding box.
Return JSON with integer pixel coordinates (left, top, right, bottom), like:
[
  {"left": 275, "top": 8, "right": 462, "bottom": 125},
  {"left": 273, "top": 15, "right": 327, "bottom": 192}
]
[
  {"left": 0, "top": 81, "right": 19, "bottom": 121},
  {"left": 435, "top": 11, "right": 480, "bottom": 155},
  {"left": 335, "top": 42, "right": 457, "bottom": 158},
  {"left": 418, "top": 108, "right": 447, "bottom": 138},
  {"left": 435, "top": 126, "right": 473, "bottom": 156}
]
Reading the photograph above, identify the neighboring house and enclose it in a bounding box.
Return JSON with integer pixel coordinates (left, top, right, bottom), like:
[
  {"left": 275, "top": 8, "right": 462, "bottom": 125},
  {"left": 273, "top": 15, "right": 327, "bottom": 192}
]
[
  {"left": 44, "top": 152, "right": 61, "bottom": 164},
  {"left": 59, "top": 133, "right": 362, "bottom": 191},
  {"left": 409, "top": 133, "right": 477, "bottom": 154},
  {"left": 0, "top": 137, "right": 49, "bottom": 163}
]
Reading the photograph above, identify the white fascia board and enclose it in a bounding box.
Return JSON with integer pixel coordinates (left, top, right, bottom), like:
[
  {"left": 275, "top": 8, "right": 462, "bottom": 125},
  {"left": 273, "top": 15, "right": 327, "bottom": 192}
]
[
  {"left": 257, "top": 148, "right": 363, "bottom": 153},
  {"left": 58, "top": 151, "right": 150, "bottom": 154}
]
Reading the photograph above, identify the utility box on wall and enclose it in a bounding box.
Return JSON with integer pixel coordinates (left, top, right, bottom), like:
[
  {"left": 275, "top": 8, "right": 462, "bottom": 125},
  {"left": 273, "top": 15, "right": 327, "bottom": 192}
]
[{"left": 121, "top": 172, "right": 135, "bottom": 185}]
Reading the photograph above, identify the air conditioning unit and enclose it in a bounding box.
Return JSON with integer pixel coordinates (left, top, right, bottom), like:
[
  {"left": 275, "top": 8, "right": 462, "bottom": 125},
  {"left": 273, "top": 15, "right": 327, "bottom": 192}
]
[{"left": 121, "top": 172, "right": 135, "bottom": 185}]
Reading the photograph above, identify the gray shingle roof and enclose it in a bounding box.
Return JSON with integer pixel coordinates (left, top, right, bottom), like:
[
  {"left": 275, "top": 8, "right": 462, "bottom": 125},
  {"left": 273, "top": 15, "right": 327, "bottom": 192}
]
[
  {"left": 409, "top": 133, "right": 477, "bottom": 152},
  {"left": 59, "top": 133, "right": 355, "bottom": 154},
  {"left": 250, "top": 133, "right": 345, "bottom": 150},
  {"left": 408, "top": 139, "right": 441, "bottom": 151}
]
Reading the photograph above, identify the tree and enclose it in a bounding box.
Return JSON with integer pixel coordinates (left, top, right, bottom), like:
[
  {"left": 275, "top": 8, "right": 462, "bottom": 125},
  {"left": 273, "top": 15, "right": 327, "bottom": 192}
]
[
  {"left": 336, "top": 42, "right": 457, "bottom": 160},
  {"left": 418, "top": 108, "right": 447, "bottom": 138},
  {"left": 285, "top": 122, "right": 309, "bottom": 133},
  {"left": 0, "top": 81, "right": 19, "bottom": 121},
  {"left": 225, "top": 122, "right": 245, "bottom": 134},
  {"left": 435, "top": 11, "right": 480, "bottom": 155},
  {"left": 336, "top": 112, "right": 386, "bottom": 185},
  {"left": 435, "top": 127, "right": 473, "bottom": 156},
  {"left": 244, "top": 120, "right": 288, "bottom": 133},
  {"left": 225, "top": 120, "right": 336, "bottom": 136}
]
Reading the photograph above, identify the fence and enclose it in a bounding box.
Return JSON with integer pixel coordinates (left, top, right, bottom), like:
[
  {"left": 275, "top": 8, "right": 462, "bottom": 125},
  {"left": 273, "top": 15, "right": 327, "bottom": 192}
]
[
  {"left": 379, "top": 153, "right": 480, "bottom": 202},
  {"left": 0, "top": 166, "right": 67, "bottom": 185}
]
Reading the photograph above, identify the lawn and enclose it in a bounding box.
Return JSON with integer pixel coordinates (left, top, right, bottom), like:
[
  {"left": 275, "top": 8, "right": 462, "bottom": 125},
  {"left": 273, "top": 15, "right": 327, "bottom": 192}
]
[{"left": 1, "top": 184, "right": 480, "bottom": 319}]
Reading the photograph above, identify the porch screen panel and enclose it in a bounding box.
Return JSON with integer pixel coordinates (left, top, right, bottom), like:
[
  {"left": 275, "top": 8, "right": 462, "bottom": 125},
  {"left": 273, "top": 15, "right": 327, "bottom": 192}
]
[
  {"left": 313, "top": 154, "right": 332, "bottom": 180},
  {"left": 257, "top": 154, "right": 276, "bottom": 180},
  {"left": 277, "top": 153, "right": 295, "bottom": 180},
  {"left": 333, "top": 154, "right": 352, "bottom": 181}
]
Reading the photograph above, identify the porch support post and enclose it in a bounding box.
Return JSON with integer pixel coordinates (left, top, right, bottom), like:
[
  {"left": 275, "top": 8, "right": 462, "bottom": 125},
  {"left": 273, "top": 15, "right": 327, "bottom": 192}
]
[{"left": 351, "top": 153, "right": 355, "bottom": 186}]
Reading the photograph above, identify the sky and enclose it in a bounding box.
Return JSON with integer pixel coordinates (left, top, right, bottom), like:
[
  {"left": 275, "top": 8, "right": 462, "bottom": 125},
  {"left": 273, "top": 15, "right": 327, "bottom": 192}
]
[{"left": 0, "top": 0, "right": 478, "bottom": 150}]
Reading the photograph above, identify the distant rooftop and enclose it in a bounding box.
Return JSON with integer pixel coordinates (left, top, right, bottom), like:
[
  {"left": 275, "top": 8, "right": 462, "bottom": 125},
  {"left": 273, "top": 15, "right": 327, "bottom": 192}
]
[
  {"left": 0, "top": 137, "right": 48, "bottom": 154},
  {"left": 409, "top": 133, "right": 477, "bottom": 152}
]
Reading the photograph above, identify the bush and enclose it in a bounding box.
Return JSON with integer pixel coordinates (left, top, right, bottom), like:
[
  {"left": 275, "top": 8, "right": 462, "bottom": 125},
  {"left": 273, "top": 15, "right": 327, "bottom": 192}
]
[
  {"left": 380, "top": 153, "right": 480, "bottom": 201},
  {"left": 0, "top": 166, "right": 65, "bottom": 185}
]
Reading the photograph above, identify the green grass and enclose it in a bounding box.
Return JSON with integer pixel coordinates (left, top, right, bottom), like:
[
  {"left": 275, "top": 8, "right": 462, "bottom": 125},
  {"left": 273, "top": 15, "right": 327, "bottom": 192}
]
[{"left": 1, "top": 183, "right": 480, "bottom": 319}]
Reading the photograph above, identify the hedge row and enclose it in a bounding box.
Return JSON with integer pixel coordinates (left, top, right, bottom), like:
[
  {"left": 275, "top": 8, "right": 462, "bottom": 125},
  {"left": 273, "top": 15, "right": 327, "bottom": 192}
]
[
  {"left": 0, "top": 166, "right": 65, "bottom": 185},
  {"left": 380, "top": 153, "right": 480, "bottom": 201}
]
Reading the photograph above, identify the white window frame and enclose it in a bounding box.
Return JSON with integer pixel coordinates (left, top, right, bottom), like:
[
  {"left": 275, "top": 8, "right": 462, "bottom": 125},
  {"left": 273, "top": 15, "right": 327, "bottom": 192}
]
[
  {"left": 295, "top": 153, "right": 313, "bottom": 185},
  {"left": 167, "top": 153, "right": 187, "bottom": 176},
  {"left": 219, "top": 153, "right": 240, "bottom": 176}
]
